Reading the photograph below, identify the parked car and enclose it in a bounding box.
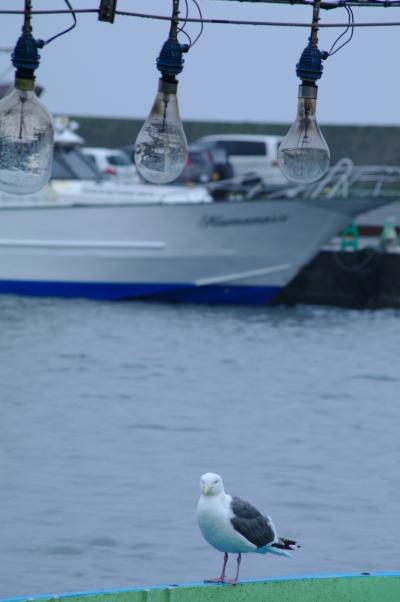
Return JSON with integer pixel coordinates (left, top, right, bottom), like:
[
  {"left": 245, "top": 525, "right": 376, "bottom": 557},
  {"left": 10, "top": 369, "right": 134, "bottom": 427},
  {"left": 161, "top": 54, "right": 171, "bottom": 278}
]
[
  {"left": 119, "top": 144, "right": 136, "bottom": 164},
  {"left": 119, "top": 142, "right": 233, "bottom": 185},
  {"left": 175, "top": 143, "right": 235, "bottom": 185},
  {"left": 173, "top": 145, "right": 217, "bottom": 185},
  {"left": 193, "top": 134, "right": 287, "bottom": 185},
  {"left": 81, "top": 147, "right": 138, "bottom": 180},
  {"left": 189, "top": 140, "right": 234, "bottom": 181}
]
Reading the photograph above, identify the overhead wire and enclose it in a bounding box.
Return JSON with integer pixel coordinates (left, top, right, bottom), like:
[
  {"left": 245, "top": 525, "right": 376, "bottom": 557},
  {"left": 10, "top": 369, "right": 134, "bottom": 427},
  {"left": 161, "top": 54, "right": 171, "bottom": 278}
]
[{"left": 1, "top": 7, "right": 400, "bottom": 29}]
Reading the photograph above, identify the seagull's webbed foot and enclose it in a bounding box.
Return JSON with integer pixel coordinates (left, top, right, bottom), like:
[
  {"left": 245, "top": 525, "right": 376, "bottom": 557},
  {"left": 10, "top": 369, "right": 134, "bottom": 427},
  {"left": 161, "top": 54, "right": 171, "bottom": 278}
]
[{"left": 204, "top": 578, "right": 238, "bottom": 585}]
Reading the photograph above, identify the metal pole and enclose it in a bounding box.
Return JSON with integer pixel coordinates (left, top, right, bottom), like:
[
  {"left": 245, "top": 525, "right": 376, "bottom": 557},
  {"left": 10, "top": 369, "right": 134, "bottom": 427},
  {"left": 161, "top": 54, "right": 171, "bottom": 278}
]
[
  {"left": 310, "top": 0, "right": 321, "bottom": 46},
  {"left": 169, "top": 0, "right": 179, "bottom": 41},
  {"left": 23, "top": 0, "right": 32, "bottom": 34}
]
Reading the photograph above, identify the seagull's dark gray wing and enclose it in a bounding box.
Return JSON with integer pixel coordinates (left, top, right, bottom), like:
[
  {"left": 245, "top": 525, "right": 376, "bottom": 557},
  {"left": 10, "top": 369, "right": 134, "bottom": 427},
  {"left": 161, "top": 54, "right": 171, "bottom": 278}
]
[{"left": 230, "top": 496, "right": 276, "bottom": 548}]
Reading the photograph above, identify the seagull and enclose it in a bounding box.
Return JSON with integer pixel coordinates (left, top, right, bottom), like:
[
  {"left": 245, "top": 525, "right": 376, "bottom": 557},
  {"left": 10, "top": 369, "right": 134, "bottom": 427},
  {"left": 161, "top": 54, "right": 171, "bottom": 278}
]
[{"left": 197, "top": 472, "right": 299, "bottom": 584}]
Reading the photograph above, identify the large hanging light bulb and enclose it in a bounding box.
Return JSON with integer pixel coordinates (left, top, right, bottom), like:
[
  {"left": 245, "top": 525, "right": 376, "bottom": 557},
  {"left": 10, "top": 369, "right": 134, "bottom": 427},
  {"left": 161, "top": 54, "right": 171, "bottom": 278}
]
[
  {"left": 135, "top": 1, "right": 189, "bottom": 185},
  {"left": 0, "top": 78, "right": 54, "bottom": 195},
  {"left": 278, "top": 0, "right": 330, "bottom": 185},
  {"left": 278, "top": 82, "right": 330, "bottom": 184},
  {"left": 135, "top": 76, "right": 187, "bottom": 185},
  {"left": 0, "top": 7, "right": 54, "bottom": 195}
]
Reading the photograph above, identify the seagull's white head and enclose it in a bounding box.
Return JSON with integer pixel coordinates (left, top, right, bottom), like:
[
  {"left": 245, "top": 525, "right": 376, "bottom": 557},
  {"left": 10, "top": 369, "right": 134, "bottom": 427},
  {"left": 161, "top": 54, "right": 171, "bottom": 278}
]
[{"left": 200, "top": 473, "right": 224, "bottom": 496}]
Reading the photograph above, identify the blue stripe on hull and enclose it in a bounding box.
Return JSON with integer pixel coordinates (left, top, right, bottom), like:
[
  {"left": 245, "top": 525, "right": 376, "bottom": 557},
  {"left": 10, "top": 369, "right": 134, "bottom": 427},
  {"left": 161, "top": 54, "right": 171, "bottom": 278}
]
[{"left": 0, "top": 280, "right": 282, "bottom": 305}]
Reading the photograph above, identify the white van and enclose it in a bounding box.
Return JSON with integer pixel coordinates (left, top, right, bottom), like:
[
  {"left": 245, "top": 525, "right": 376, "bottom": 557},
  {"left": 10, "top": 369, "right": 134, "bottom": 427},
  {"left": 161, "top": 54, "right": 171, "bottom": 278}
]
[{"left": 194, "top": 134, "right": 287, "bottom": 185}]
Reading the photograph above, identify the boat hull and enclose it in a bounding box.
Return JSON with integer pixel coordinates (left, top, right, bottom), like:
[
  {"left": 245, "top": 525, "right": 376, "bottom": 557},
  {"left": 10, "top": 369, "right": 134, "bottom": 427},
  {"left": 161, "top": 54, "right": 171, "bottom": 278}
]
[
  {"left": 0, "top": 196, "right": 385, "bottom": 304},
  {"left": 0, "top": 279, "right": 281, "bottom": 305}
]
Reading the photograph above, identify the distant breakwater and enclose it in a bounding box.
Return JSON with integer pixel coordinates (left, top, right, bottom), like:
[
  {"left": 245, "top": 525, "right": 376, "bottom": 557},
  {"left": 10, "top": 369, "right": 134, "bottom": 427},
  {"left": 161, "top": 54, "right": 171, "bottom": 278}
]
[{"left": 73, "top": 115, "right": 400, "bottom": 166}]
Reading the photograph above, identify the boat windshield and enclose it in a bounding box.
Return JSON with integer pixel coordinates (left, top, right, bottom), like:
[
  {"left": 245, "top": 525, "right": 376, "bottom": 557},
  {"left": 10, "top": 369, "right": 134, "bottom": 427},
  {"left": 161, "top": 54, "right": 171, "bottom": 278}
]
[{"left": 52, "top": 145, "right": 102, "bottom": 181}]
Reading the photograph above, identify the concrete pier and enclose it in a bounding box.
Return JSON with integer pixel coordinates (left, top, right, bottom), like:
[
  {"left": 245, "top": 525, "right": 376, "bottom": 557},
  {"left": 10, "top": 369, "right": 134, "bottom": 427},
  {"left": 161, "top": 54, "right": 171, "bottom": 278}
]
[{"left": 277, "top": 247, "right": 400, "bottom": 309}]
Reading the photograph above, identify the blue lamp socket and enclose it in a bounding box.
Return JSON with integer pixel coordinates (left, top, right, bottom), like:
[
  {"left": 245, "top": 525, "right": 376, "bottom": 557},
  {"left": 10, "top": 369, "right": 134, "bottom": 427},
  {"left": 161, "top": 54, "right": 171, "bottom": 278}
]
[
  {"left": 12, "top": 32, "right": 44, "bottom": 79},
  {"left": 296, "top": 43, "right": 328, "bottom": 83},
  {"left": 156, "top": 39, "right": 189, "bottom": 79}
]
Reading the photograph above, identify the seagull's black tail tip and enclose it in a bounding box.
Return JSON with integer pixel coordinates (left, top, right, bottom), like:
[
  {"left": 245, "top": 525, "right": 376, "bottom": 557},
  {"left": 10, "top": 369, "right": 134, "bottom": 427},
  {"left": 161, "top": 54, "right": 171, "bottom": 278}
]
[{"left": 272, "top": 537, "right": 301, "bottom": 551}]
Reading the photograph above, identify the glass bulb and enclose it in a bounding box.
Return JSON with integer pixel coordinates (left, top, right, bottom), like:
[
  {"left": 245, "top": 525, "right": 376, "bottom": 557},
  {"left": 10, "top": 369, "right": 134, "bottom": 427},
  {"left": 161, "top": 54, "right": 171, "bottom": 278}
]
[
  {"left": 135, "top": 79, "right": 187, "bottom": 185},
  {"left": 0, "top": 83, "right": 54, "bottom": 195},
  {"left": 278, "top": 84, "right": 330, "bottom": 184}
]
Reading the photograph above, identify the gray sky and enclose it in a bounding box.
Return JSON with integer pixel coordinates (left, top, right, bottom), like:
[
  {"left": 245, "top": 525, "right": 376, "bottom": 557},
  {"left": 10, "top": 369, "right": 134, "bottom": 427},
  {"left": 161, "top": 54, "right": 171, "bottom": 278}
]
[{"left": 1, "top": 0, "right": 399, "bottom": 125}]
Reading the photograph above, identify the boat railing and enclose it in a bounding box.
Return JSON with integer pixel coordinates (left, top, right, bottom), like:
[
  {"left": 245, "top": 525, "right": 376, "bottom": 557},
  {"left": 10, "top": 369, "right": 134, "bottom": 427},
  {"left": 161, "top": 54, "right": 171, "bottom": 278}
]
[
  {"left": 255, "top": 159, "right": 400, "bottom": 202},
  {"left": 345, "top": 165, "right": 400, "bottom": 199},
  {"left": 206, "top": 159, "right": 400, "bottom": 202},
  {"left": 309, "top": 158, "right": 354, "bottom": 199}
]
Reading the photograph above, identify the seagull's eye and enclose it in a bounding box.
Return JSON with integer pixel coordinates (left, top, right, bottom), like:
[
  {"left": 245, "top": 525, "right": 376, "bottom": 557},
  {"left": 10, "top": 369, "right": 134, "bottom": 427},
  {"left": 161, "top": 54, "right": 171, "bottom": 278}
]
[{"left": 214, "top": 480, "right": 218, "bottom": 484}]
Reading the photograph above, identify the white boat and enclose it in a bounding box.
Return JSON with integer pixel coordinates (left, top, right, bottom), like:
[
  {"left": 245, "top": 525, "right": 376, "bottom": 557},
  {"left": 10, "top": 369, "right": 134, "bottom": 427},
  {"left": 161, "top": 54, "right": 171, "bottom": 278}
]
[{"left": 0, "top": 136, "right": 397, "bottom": 304}]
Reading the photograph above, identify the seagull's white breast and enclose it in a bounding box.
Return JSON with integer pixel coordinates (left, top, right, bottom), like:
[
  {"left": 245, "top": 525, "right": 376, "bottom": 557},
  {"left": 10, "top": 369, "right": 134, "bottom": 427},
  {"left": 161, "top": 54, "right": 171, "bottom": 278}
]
[{"left": 197, "top": 492, "right": 257, "bottom": 554}]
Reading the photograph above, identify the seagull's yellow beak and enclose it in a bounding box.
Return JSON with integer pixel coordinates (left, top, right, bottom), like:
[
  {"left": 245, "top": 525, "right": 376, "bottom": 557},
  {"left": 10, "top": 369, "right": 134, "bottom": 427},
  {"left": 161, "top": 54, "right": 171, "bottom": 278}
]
[{"left": 203, "top": 485, "right": 210, "bottom": 495}]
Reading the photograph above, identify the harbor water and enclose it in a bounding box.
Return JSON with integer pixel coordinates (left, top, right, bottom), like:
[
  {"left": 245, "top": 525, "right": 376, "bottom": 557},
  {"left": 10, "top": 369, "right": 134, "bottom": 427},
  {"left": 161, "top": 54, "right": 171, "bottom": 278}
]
[{"left": 1, "top": 296, "right": 399, "bottom": 598}]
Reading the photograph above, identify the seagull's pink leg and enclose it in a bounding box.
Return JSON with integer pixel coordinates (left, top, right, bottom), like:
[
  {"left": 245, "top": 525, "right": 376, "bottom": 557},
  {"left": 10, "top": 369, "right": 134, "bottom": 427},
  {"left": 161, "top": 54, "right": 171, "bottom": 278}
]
[
  {"left": 205, "top": 552, "right": 229, "bottom": 583},
  {"left": 227, "top": 553, "right": 241, "bottom": 584}
]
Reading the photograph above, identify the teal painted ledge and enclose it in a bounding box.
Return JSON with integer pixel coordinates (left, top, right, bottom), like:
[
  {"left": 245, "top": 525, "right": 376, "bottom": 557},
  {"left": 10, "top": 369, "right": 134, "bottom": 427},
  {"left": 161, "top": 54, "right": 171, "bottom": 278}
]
[{"left": 3, "top": 573, "right": 400, "bottom": 602}]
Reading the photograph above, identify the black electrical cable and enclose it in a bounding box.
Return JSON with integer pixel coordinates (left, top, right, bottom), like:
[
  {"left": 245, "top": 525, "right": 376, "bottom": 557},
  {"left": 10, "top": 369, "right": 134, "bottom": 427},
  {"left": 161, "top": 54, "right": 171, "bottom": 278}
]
[
  {"left": 176, "top": 0, "right": 204, "bottom": 49},
  {"left": 328, "top": 5, "right": 355, "bottom": 56},
  {"left": 190, "top": 0, "right": 204, "bottom": 47},
  {"left": 178, "top": 0, "right": 189, "bottom": 33},
  {"left": 177, "top": 0, "right": 193, "bottom": 46},
  {"left": 42, "top": 0, "right": 77, "bottom": 46}
]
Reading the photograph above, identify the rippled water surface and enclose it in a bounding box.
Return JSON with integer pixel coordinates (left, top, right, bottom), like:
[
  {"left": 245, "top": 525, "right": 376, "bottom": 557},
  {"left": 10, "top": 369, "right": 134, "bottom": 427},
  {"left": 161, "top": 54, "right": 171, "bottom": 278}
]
[{"left": 1, "top": 297, "right": 400, "bottom": 598}]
